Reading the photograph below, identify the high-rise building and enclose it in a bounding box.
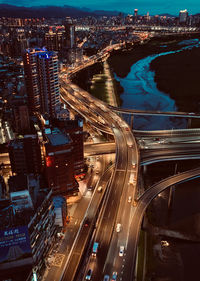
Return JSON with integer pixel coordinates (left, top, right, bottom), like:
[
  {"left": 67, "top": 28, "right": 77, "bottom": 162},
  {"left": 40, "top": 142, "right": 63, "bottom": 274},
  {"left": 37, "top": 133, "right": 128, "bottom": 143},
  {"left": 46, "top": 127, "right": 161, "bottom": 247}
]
[
  {"left": 134, "top": 9, "right": 138, "bottom": 17},
  {"left": 45, "top": 30, "right": 65, "bottom": 53},
  {"left": 0, "top": 188, "right": 56, "bottom": 281},
  {"left": 44, "top": 127, "right": 78, "bottom": 196},
  {"left": 8, "top": 135, "right": 42, "bottom": 175},
  {"left": 54, "top": 118, "right": 84, "bottom": 176},
  {"left": 13, "top": 104, "right": 30, "bottom": 134},
  {"left": 179, "top": 9, "right": 188, "bottom": 23},
  {"left": 64, "top": 18, "right": 76, "bottom": 49},
  {"left": 23, "top": 48, "right": 60, "bottom": 118}
]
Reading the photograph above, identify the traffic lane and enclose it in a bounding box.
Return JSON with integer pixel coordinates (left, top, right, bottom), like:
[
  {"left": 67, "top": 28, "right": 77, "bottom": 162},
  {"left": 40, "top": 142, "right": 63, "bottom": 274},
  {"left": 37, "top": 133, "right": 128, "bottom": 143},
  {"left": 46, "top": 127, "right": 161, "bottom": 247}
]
[
  {"left": 63, "top": 225, "right": 94, "bottom": 281},
  {"left": 122, "top": 200, "right": 144, "bottom": 281},
  {"left": 88, "top": 170, "right": 127, "bottom": 281},
  {"left": 62, "top": 166, "right": 114, "bottom": 281},
  {"left": 123, "top": 168, "right": 200, "bottom": 281},
  {"left": 114, "top": 131, "right": 128, "bottom": 171}
]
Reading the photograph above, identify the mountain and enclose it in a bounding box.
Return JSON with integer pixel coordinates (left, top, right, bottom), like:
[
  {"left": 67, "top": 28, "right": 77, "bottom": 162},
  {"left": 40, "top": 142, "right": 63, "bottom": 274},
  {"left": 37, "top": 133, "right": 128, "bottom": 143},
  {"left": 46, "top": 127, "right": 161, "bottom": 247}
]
[
  {"left": 158, "top": 13, "right": 176, "bottom": 17},
  {"left": 0, "top": 4, "right": 120, "bottom": 18}
]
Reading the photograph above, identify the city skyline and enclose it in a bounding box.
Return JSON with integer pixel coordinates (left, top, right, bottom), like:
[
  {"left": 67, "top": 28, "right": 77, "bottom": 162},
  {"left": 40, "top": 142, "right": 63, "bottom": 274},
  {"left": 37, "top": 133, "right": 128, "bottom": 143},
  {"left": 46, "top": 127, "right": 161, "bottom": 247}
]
[{"left": 1, "top": 0, "right": 200, "bottom": 16}]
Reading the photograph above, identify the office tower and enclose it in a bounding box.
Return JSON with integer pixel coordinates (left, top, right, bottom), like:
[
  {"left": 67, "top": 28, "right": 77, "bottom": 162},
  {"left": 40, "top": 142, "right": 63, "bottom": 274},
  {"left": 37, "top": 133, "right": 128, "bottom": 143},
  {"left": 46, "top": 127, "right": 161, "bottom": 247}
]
[
  {"left": 8, "top": 135, "right": 42, "bottom": 175},
  {"left": 23, "top": 48, "right": 60, "bottom": 118},
  {"left": 0, "top": 189, "right": 56, "bottom": 281},
  {"left": 44, "top": 127, "right": 78, "bottom": 196},
  {"left": 13, "top": 104, "right": 30, "bottom": 134},
  {"left": 179, "top": 9, "right": 188, "bottom": 23},
  {"left": 45, "top": 30, "right": 65, "bottom": 53},
  {"left": 134, "top": 9, "right": 138, "bottom": 17},
  {"left": 16, "top": 29, "right": 29, "bottom": 55},
  {"left": 64, "top": 18, "right": 76, "bottom": 49},
  {"left": 54, "top": 118, "right": 84, "bottom": 176}
]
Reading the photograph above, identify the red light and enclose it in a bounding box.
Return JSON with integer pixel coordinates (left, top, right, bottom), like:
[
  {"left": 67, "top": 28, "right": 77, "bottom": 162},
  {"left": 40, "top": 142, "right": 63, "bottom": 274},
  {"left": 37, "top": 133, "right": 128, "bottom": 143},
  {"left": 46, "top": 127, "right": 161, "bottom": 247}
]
[{"left": 46, "top": 156, "right": 54, "bottom": 167}]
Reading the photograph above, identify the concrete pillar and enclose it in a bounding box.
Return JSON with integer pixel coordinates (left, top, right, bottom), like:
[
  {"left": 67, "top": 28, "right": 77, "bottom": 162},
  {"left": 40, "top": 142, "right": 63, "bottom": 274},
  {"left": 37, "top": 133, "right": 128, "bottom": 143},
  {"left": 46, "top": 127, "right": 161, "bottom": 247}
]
[
  {"left": 130, "top": 114, "right": 134, "bottom": 130},
  {"left": 187, "top": 118, "right": 192, "bottom": 128}
]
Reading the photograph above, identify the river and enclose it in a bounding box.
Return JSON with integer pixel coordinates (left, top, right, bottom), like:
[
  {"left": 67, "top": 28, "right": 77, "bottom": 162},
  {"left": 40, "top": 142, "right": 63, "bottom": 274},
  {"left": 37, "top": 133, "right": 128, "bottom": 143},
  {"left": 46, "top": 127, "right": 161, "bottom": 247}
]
[{"left": 114, "top": 38, "right": 200, "bottom": 130}]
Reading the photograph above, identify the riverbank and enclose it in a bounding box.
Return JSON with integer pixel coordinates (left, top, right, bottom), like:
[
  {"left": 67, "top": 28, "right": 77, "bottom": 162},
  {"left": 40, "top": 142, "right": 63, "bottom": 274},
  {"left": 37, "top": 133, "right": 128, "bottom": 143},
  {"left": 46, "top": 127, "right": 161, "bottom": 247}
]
[
  {"left": 108, "top": 33, "right": 200, "bottom": 79},
  {"left": 72, "top": 60, "right": 120, "bottom": 106},
  {"left": 150, "top": 44, "right": 200, "bottom": 113}
]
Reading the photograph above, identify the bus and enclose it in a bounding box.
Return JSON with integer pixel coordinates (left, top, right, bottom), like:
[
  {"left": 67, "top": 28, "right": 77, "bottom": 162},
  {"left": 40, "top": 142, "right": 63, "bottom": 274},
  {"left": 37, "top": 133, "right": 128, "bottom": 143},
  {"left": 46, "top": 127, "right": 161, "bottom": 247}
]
[{"left": 92, "top": 242, "right": 99, "bottom": 257}]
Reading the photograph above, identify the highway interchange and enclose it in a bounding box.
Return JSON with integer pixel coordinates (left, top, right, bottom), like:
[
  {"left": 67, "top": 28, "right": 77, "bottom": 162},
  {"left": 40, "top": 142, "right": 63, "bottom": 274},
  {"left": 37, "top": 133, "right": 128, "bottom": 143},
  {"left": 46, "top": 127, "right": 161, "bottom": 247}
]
[{"left": 58, "top": 47, "right": 200, "bottom": 281}]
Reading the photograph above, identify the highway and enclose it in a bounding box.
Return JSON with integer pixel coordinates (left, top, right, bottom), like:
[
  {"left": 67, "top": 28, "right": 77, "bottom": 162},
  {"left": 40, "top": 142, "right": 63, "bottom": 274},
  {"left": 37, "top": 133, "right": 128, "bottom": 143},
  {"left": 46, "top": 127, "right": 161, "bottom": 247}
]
[
  {"left": 59, "top": 164, "right": 114, "bottom": 281},
  {"left": 84, "top": 142, "right": 116, "bottom": 157},
  {"left": 124, "top": 167, "right": 200, "bottom": 281},
  {"left": 110, "top": 106, "right": 200, "bottom": 119},
  {"left": 84, "top": 139, "right": 200, "bottom": 165},
  {"left": 59, "top": 74, "right": 139, "bottom": 281},
  {"left": 58, "top": 43, "right": 200, "bottom": 281},
  {"left": 134, "top": 128, "right": 200, "bottom": 138}
]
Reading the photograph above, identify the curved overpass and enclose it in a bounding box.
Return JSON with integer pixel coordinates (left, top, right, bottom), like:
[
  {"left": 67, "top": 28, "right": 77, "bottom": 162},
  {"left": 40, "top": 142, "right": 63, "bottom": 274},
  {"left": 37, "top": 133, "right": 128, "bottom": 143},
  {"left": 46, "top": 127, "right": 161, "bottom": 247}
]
[
  {"left": 59, "top": 64, "right": 139, "bottom": 281},
  {"left": 124, "top": 167, "right": 200, "bottom": 281},
  {"left": 110, "top": 106, "right": 200, "bottom": 119},
  {"left": 58, "top": 43, "right": 200, "bottom": 281},
  {"left": 134, "top": 128, "right": 200, "bottom": 138}
]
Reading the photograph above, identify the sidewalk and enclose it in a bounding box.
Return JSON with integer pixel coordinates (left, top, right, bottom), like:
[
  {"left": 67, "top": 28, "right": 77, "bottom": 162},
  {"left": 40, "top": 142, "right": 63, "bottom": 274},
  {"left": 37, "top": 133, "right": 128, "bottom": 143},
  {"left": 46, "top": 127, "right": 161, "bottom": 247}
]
[{"left": 103, "top": 60, "right": 118, "bottom": 107}]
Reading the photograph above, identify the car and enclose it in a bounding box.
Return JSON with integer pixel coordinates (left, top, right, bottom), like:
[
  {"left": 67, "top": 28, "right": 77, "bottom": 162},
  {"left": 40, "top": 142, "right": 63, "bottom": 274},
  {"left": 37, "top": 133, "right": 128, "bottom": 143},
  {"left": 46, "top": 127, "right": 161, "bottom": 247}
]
[
  {"left": 161, "top": 240, "right": 169, "bottom": 247},
  {"left": 84, "top": 218, "right": 90, "bottom": 227},
  {"left": 116, "top": 223, "right": 121, "bottom": 233},
  {"left": 128, "top": 196, "right": 132, "bottom": 203},
  {"left": 119, "top": 246, "right": 125, "bottom": 256},
  {"left": 85, "top": 269, "right": 92, "bottom": 280},
  {"left": 111, "top": 271, "right": 117, "bottom": 281},
  {"left": 103, "top": 275, "right": 110, "bottom": 281},
  {"left": 97, "top": 186, "right": 103, "bottom": 192}
]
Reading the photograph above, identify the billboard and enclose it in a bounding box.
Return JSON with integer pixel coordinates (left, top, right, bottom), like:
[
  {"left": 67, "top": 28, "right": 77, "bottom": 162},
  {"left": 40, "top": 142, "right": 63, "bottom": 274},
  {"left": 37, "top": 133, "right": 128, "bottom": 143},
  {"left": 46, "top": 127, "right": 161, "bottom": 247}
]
[{"left": 0, "top": 226, "right": 33, "bottom": 270}]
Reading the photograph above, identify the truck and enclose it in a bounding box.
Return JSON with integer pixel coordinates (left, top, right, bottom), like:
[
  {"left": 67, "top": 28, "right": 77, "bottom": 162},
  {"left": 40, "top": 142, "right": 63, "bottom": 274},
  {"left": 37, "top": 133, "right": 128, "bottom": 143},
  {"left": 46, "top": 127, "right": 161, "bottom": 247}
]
[{"left": 92, "top": 242, "right": 99, "bottom": 257}]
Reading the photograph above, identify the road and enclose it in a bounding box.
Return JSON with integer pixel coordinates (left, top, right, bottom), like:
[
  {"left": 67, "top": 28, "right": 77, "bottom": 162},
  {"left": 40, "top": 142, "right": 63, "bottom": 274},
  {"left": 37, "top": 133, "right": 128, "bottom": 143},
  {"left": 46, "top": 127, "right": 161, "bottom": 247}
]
[
  {"left": 59, "top": 67, "right": 139, "bottom": 281},
  {"left": 58, "top": 44, "right": 200, "bottom": 281},
  {"left": 123, "top": 167, "right": 200, "bottom": 281}
]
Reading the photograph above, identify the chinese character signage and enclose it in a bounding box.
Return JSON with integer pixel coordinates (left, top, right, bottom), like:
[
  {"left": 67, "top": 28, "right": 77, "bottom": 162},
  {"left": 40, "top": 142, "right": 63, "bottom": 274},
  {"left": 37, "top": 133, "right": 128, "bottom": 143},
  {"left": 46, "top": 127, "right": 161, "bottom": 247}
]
[{"left": 0, "top": 226, "right": 33, "bottom": 269}]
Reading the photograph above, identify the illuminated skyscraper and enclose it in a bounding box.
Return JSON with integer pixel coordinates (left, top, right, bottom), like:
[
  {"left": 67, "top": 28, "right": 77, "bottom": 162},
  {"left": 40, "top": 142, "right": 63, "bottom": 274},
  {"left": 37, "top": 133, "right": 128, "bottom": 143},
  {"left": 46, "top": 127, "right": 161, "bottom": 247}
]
[
  {"left": 179, "top": 9, "right": 188, "bottom": 23},
  {"left": 64, "top": 18, "right": 76, "bottom": 49},
  {"left": 134, "top": 9, "right": 138, "bottom": 17},
  {"left": 23, "top": 48, "right": 60, "bottom": 118}
]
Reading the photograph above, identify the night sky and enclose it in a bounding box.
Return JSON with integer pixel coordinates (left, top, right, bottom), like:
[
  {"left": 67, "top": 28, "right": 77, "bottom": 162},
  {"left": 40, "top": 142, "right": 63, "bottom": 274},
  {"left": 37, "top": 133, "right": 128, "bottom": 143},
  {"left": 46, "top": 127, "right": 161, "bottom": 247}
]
[{"left": 0, "top": 0, "right": 200, "bottom": 16}]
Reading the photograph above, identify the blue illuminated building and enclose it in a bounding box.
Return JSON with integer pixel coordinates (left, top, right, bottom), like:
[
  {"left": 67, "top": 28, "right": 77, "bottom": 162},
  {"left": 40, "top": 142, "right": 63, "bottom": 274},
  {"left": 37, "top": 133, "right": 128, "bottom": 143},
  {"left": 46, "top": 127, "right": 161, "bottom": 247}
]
[{"left": 23, "top": 48, "right": 60, "bottom": 119}]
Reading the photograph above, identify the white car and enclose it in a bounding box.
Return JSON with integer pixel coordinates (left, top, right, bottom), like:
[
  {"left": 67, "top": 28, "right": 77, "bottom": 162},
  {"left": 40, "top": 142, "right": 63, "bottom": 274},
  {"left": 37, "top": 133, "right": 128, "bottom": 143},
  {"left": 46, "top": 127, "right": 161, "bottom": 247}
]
[
  {"left": 119, "top": 246, "right": 125, "bottom": 256},
  {"left": 128, "top": 196, "right": 132, "bottom": 203},
  {"left": 116, "top": 223, "right": 122, "bottom": 233},
  {"left": 97, "top": 186, "right": 103, "bottom": 192}
]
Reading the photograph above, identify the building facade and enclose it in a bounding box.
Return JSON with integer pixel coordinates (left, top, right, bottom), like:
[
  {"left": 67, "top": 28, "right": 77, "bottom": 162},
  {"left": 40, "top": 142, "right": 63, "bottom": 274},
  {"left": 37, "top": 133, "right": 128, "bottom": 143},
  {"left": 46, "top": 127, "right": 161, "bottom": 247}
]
[
  {"left": 54, "top": 118, "right": 84, "bottom": 176},
  {"left": 44, "top": 127, "right": 78, "bottom": 196},
  {"left": 8, "top": 135, "right": 42, "bottom": 175},
  {"left": 23, "top": 48, "right": 60, "bottom": 118},
  {"left": 179, "top": 9, "right": 188, "bottom": 23}
]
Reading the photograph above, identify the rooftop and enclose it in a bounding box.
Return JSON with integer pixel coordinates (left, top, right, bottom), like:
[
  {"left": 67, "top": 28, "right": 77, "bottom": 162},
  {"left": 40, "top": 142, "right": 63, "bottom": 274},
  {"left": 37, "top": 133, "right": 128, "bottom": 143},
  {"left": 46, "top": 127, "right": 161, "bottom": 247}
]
[{"left": 45, "top": 127, "right": 71, "bottom": 146}]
